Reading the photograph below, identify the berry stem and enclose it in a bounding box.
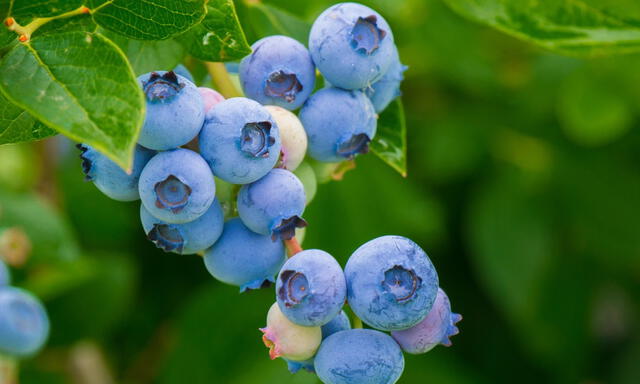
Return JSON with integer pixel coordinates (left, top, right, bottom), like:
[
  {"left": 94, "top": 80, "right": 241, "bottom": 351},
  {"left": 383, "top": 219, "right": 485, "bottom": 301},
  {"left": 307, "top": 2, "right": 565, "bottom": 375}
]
[
  {"left": 331, "top": 160, "right": 356, "bottom": 181},
  {"left": 4, "top": 6, "right": 89, "bottom": 42},
  {"left": 284, "top": 237, "right": 303, "bottom": 257},
  {"left": 0, "top": 354, "right": 18, "bottom": 384},
  {"left": 353, "top": 315, "right": 363, "bottom": 329},
  {"left": 204, "top": 62, "right": 243, "bottom": 99}
]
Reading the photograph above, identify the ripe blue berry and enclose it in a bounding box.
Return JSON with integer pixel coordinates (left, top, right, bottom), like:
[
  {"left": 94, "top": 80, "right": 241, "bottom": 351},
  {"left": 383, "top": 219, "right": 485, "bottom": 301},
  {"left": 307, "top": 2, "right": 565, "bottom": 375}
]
[
  {"left": 264, "top": 106, "right": 307, "bottom": 171},
  {"left": 204, "top": 218, "right": 286, "bottom": 292},
  {"left": 276, "top": 249, "right": 346, "bottom": 326},
  {"left": 139, "top": 148, "right": 215, "bottom": 224},
  {"left": 260, "top": 302, "right": 321, "bottom": 361},
  {"left": 137, "top": 71, "right": 204, "bottom": 150},
  {"left": 392, "top": 288, "right": 462, "bottom": 354},
  {"left": 0, "top": 287, "right": 49, "bottom": 357},
  {"left": 140, "top": 199, "right": 224, "bottom": 255},
  {"left": 199, "top": 97, "right": 281, "bottom": 184},
  {"left": 237, "top": 169, "right": 307, "bottom": 241},
  {"left": 240, "top": 36, "right": 316, "bottom": 110},
  {"left": 299, "top": 87, "right": 376, "bottom": 162},
  {"left": 365, "top": 46, "right": 407, "bottom": 113},
  {"left": 77, "top": 144, "right": 155, "bottom": 201},
  {"left": 309, "top": 3, "right": 395, "bottom": 90},
  {"left": 315, "top": 329, "right": 404, "bottom": 384},
  {"left": 0, "top": 260, "right": 9, "bottom": 286},
  {"left": 345, "top": 236, "right": 439, "bottom": 331}
]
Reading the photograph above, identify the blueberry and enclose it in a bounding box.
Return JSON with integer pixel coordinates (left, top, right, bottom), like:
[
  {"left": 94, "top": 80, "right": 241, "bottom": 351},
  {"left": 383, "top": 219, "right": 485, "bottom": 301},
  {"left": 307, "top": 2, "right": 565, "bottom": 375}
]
[
  {"left": 285, "top": 310, "right": 352, "bottom": 374},
  {"left": 299, "top": 87, "right": 377, "bottom": 162},
  {"left": 345, "top": 236, "right": 439, "bottom": 331},
  {"left": 0, "top": 260, "right": 9, "bottom": 286},
  {"left": 203, "top": 218, "right": 286, "bottom": 292},
  {"left": 392, "top": 288, "right": 462, "bottom": 354},
  {"left": 198, "top": 87, "right": 225, "bottom": 114},
  {"left": 0, "top": 287, "right": 49, "bottom": 357},
  {"left": 173, "top": 64, "right": 195, "bottom": 84},
  {"left": 314, "top": 329, "right": 404, "bottom": 384},
  {"left": 260, "top": 302, "right": 321, "bottom": 361},
  {"left": 321, "top": 310, "right": 351, "bottom": 338},
  {"left": 237, "top": 169, "right": 307, "bottom": 241},
  {"left": 199, "top": 97, "right": 281, "bottom": 184},
  {"left": 365, "top": 46, "right": 407, "bottom": 113},
  {"left": 293, "top": 162, "right": 317, "bottom": 205},
  {"left": 77, "top": 144, "right": 155, "bottom": 201},
  {"left": 240, "top": 36, "right": 315, "bottom": 110},
  {"left": 275, "top": 249, "right": 346, "bottom": 327},
  {"left": 140, "top": 199, "right": 224, "bottom": 255},
  {"left": 139, "top": 148, "right": 215, "bottom": 224},
  {"left": 137, "top": 71, "right": 204, "bottom": 150},
  {"left": 309, "top": 3, "right": 395, "bottom": 90},
  {"left": 264, "top": 106, "right": 307, "bottom": 171}
]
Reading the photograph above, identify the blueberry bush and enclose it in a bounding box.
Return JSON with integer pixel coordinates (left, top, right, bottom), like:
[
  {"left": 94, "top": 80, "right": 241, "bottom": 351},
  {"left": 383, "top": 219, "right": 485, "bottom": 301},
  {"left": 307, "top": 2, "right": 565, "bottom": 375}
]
[{"left": 1, "top": 0, "right": 640, "bottom": 383}]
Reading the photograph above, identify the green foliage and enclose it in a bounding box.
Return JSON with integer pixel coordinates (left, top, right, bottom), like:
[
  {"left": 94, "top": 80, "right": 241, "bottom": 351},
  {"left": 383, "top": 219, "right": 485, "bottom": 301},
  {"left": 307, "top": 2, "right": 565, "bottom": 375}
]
[
  {"left": 0, "top": 92, "right": 56, "bottom": 145},
  {"left": 237, "top": 1, "right": 311, "bottom": 44},
  {"left": 442, "top": 0, "right": 640, "bottom": 56},
  {"left": 370, "top": 99, "right": 407, "bottom": 176},
  {"left": 104, "top": 31, "right": 187, "bottom": 75},
  {"left": 179, "top": 0, "right": 251, "bottom": 62},
  {"left": 91, "top": 0, "right": 207, "bottom": 40},
  {"left": 10, "top": 0, "right": 83, "bottom": 18},
  {"left": 0, "top": 28, "right": 144, "bottom": 170}
]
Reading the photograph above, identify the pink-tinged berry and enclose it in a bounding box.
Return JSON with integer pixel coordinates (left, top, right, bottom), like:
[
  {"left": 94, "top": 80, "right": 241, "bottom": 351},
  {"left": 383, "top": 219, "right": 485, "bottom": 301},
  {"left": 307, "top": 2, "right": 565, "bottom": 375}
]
[
  {"left": 198, "top": 87, "right": 225, "bottom": 114},
  {"left": 264, "top": 106, "right": 307, "bottom": 171},
  {"left": 391, "top": 288, "right": 462, "bottom": 354},
  {"left": 260, "top": 302, "right": 321, "bottom": 361}
]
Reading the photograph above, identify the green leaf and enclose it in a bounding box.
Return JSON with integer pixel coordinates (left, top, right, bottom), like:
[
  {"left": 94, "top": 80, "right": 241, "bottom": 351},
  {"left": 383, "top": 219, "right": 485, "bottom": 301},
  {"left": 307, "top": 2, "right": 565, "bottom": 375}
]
[
  {"left": 0, "top": 0, "right": 10, "bottom": 19},
  {"left": 92, "top": 0, "right": 206, "bottom": 41},
  {"left": 104, "top": 30, "right": 186, "bottom": 75},
  {"left": 179, "top": 0, "right": 251, "bottom": 62},
  {"left": 10, "top": 0, "right": 83, "bottom": 18},
  {"left": 370, "top": 98, "right": 407, "bottom": 177},
  {"left": 0, "top": 25, "right": 15, "bottom": 51},
  {"left": 0, "top": 30, "right": 144, "bottom": 170},
  {"left": 0, "top": 92, "right": 56, "bottom": 144},
  {"left": 238, "top": 2, "right": 311, "bottom": 44},
  {"left": 33, "top": 13, "right": 97, "bottom": 37},
  {"left": 442, "top": 0, "right": 640, "bottom": 56}
]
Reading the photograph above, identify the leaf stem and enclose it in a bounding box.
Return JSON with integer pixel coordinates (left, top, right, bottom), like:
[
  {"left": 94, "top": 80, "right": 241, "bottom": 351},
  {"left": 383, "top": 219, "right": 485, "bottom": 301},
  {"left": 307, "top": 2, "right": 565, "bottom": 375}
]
[
  {"left": 284, "top": 237, "right": 303, "bottom": 258},
  {"left": 4, "top": 6, "right": 89, "bottom": 42},
  {"left": 204, "top": 62, "right": 243, "bottom": 98}
]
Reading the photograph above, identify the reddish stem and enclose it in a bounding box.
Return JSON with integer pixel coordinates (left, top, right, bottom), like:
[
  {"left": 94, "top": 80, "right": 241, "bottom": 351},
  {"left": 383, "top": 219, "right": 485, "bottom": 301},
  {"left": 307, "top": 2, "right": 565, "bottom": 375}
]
[{"left": 284, "top": 237, "right": 303, "bottom": 257}]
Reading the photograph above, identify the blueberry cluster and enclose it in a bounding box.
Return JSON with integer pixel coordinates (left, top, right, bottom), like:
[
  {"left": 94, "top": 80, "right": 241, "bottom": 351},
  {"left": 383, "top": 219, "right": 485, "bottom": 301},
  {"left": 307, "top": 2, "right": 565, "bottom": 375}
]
[
  {"left": 0, "top": 259, "right": 50, "bottom": 358},
  {"left": 74, "top": 2, "right": 457, "bottom": 382},
  {"left": 76, "top": 2, "right": 406, "bottom": 279},
  {"left": 262, "top": 236, "right": 461, "bottom": 384}
]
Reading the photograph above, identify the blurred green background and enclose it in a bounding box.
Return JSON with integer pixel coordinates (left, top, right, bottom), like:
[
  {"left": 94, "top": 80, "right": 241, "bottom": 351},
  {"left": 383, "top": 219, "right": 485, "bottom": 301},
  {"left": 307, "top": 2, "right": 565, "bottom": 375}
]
[{"left": 1, "top": 0, "right": 640, "bottom": 383}]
